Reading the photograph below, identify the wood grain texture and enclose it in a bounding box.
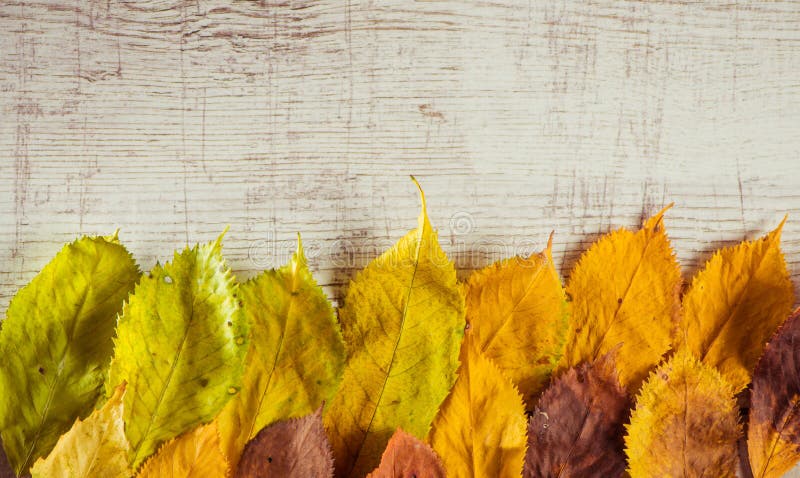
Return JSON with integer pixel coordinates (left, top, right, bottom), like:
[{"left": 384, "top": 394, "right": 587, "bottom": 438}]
[{"left": 0, "top": 2, "right": 799, "bottom": 473}]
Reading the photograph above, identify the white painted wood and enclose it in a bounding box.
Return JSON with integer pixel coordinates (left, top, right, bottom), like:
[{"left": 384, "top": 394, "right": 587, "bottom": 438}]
[{"left": 1, "top": 0, "right": 799, "bottom": 475}]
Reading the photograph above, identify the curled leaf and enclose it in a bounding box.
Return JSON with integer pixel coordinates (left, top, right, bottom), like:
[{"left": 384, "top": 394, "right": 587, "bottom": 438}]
[
  {"left": 465, "top": 234, "right": 568, "bottom": 408},
  {"left": 561, "top": 207, "right": 681, "bottom": 390},
  {"left": 108, "top": 234, "right": 249, "bottom": 468},
  {"left": 748, "top": 308, "right": 800, "bottom": 478},
  {"left": 524, "top": 353, "right": 630, "bottom": 478},
  {"left": 31, "top": 383, "right": 131, "bottom": 478},
  {"left": 137, "top": 422, "right": 228, "bottom": 478},
  {"left": 678, "top": 220, "right": 795, "bottom": 392},
  {"left": 429, "top": 337, "right": 527, "bottom": 477},
  {"left": 235, "top": 408, "right": 333, "bottom": 478},
  {"left": 625, "top": 348, "right": 740, "bottom": 478},
  {"left": 366, "top": 429, "right": 445, "bottom": 478},
  {"left": 324, "top": 179, "right": 465, "bottom": 477},
  {"left": 0, "top": 234, "right": 139, "bottom": 475}
]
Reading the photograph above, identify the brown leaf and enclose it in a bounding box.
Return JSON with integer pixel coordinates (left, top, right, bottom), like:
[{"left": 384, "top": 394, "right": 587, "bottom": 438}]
[
  {"left": 748, "top": 308, "right": 800, "bottom": 478},
  {"left": 235, "top": 408, "right": 333, "bottom": 478},
  {"left": 0, "top": 440, "right": 13, "bottom": 478},
  {"left": 366, "top": 429, "right": 444, "bottom": 478},
  {"left": 524, "top": 353, "right": 630, "bottom": 478}
]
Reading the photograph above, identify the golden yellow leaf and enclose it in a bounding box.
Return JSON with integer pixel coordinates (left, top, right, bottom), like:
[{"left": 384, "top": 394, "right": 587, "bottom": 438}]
[
  {"left": 137, "top": 422, "right": 227, "bottom": 478},
  {"left": 677, "top": 219, "right": 795, "bottom": 391},
  {"left": 216, "top": 237, "right": 344, "bottom": 471},
  {"left": 625, "top": 348, "right": 740, "bottom": 478},
  {"left": 465, "top": 234, "right": 568, "bottom": 408},
  {"left": 560, "top": 207, "right": 681, "bottom": 390},
  {"left": 324, "top": 178, "right": 465, "bottom": 478},
  {"left": 30, "top": 384, "right": 130, "bottom": 478},
  {"left": 429, "top": 337, "right": 527, "bottom": 478}
]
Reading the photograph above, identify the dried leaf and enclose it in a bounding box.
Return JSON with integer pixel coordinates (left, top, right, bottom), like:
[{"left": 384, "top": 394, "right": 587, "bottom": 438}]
[
  {"left": 235, "top": 409, "right": 333, "bottom": 478},
  {"left": 625, "top": 348, "right": 740, "bottom": 478},
  {"left": 108, "top": 233, "right": 249, "bottom": 468},
  {"left": 429, "top": 337, "right": 527, "bottom": 477},
  {"left": 324, "top": 179, "right": 465, "bottom": 477},
  {"left": 677, "top": 220, "right": 795, "bottom": 392},
  {"left": 137, "top": 422, "right": 228, "bottom": 478},
  {"left": 524, "top": 353, "right": 630, "bottom": 478},
  {"left": 748, "top": 308, "right": 800, "bottom": 478},
  {"left": 366, "top": 429, "right": 445, "bottom": 478},
  {"left": 0, "top": 234, "right": 139, "bottom": 475},
  {"left": 30, "top": 383, "right": 131, "bottom": 478},
  {"left": 465, "top": 234, "right": 568, "bottom": 407},
  {"left": 560, "top": 207, "right": 680, "bottom": 390},
  {"left": 216, "top": 236, "right": 344, "bottom": 471}
]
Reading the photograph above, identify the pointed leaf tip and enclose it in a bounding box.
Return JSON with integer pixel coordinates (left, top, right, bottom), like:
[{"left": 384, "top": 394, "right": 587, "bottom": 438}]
[{"left": 409, "top": 175, "right": 427, "bottom": 213}]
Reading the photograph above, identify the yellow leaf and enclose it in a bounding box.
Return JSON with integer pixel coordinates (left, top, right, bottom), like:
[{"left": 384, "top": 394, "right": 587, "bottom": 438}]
[
  {"left": 324, "top": 178, "right": 465, "bottom": 478},
  {"left": 30, "top": 384, "right": 131, "bottom": 478},
  {"left": 625, "top": 348, "right": 741, "bottom": 478},
  {"left": 560, "top": 207, "right": 681, "bottom": 390},
  {"left": 216, "top": 236, "right": 344, "bottom": 471},
  {"left": 137, "top": 422, "right": 227, "bottom": 478},
  {"left": 677, "top": 219, "right": 795, "bottom": 391},
  {"left": 429, "top": 337, "right": 527, "bottom": 478},
  {"left": 465, "top": 234, "right": 568, "bottom": 408}
]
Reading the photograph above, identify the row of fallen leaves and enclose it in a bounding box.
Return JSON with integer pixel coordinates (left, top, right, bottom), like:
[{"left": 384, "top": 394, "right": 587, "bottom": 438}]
[{"left": 0, "top": 179, "right": 798, "bottom": 478}]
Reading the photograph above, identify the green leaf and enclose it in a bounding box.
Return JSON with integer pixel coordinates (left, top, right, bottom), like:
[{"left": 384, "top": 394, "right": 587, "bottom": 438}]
[
  {"left": 0, "top": 234, "right": 139, "bottom": 475},
  {"left": 324, "top": 179, "right": 465, "bottom": 477},
  {"left": 107, "top": 233, "right": 248, "bottom": 469},
  {"left": 216, "top": 236, "right": 345, "bottom": 471}
]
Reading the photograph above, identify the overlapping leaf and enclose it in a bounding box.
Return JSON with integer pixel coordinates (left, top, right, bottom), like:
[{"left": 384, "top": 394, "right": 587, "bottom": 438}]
[
  {"left": 0, "top": 234, "right": 139, "bottom": 475},
  {"left": 107, "top": 234, "right": 249, "bottom": 468},
  {"left": 465, "top": 235, "right": 568, "bottom": 408},
  {"left": 677, "top": 220, "right": 795, "bottom": 392},
  {"left": 366, "top": 429, "right": 445, "bottom": 478},
  {"left": 235, "top": 408, "right": 333, "bottom": 478},
  {"left": 324, "top": 179, "right": 465, "bottom": 477},
  {"left": 216, "top": 237, "right": 344, "bottom": 471},
  {"left": 560, "top": 207, "right": 681, "bottom": 390},
  {"left": 524, "top": 353, "right": 630, "bottom": 478},
  {"left": 429, "top": 336, "right": 527, "bottom": 477},
  {"left": 625, "top": 348, "right": 740, "bottom": 478},
  {"left": 30, "top": 384, "right": 130, "bottom": 478},
  {"left": 748, "top": 308, "right": 800, "bottom": 478},
  {"left": 137, "top": 422, "right": 228, "bottom": 478}
]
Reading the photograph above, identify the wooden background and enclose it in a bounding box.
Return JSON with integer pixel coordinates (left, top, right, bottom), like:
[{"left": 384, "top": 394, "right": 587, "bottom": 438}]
[{"left": 1, "top": 0, "right": 799, "bottom": 474}]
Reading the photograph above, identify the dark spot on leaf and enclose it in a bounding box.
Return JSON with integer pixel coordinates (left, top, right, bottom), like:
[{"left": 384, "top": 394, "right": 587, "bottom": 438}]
[
  {"left": 267, "top": 456, "right": 272, "bottom": 463},
  {"left": 617, "top": 298, "right": 623, "bottom": 304},
  {"left": 199, "top": 378, "right": 209, "bottom": 387},
  {"left": 38, "top": 366, "right": 44, "bottom": 375},
  {"left": 227, "top": 321, "right": 232, "bottom": 327}
]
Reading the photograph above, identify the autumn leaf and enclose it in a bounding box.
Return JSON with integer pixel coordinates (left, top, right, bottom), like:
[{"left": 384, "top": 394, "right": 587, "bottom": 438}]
[
  {"left": 366, "top": 429, "right": 445, "bottom": 478},
  {"left": 137, "top": 422, "right": 228, "bottom": 478},
  {"left": 429, "top": 336, "right": 527, "bottom": 478},
  {"left": 747, "top": 308, "right": 800, "bottom": 478},
  {"left": 465, "top": 234, "right": 568, "bottom": 408},
  {"left": 324, "top": 178, "right": 465, "bottom": 477},
  {"left": 560, "top": 207, "right": 681, "bottom": 390},
  {"left": 30, "top": 383, "right": 130, "bottom": 478},
  {"left": 235, "top": 408, "right": 333, "bottom": 478},
  {"left": 677, "top": 220, "right": 795, "bottom": 392},
  {"left": 216, "top": 236, "right": 345, "bottom": 471},
  {"left": 0, "top": 234, "right": 139, "bottom": 475},
  {"left": 108, "top": 233, "right": 249, "bottom": 468},
  {"left": 524, "top": 352, "right": 630, "bottom": 478},
  {"left": 625, "top": 348, "right": 740, "bottom": 478}
]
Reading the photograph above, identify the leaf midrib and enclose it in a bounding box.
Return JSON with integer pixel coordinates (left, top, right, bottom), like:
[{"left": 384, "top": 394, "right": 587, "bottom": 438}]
[
  {"left": 348, "top": 235, "right": 424, "bottom": 477},
  {"left": 131, "top": 293, "right": 197, "bottom": 466}
]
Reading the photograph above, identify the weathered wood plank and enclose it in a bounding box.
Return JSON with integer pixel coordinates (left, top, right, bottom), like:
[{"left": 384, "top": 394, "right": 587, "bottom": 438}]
[{"left": 2, "top": 1, "right": 798, "bottom": 308}]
